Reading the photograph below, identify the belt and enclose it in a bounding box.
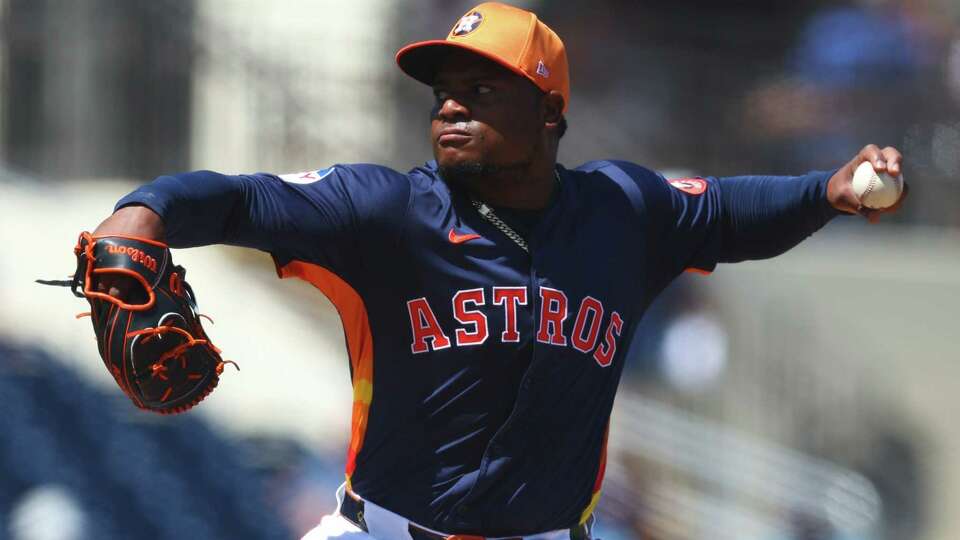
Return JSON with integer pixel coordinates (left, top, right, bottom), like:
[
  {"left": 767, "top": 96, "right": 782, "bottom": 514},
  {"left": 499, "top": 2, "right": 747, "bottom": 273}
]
[{"left": 339, "top": 490, "right": 592, "bottom": 540}]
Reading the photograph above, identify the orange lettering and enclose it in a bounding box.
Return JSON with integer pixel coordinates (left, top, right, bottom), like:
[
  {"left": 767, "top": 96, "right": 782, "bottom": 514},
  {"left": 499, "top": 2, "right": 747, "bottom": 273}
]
[{"left": 107, "top": 244, "right": 158, "bottom": 273}]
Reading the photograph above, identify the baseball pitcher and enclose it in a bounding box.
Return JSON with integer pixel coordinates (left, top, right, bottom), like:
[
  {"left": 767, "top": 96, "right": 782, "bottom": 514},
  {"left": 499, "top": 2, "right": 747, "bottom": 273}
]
[{"left": 69, "top": 3, "right": 906, "bottom": 539}]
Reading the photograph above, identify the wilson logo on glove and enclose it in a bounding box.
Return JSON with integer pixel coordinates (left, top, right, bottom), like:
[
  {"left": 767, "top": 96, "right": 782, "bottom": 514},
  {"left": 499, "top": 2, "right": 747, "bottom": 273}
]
[
  {"left": 105, "top": 244, "right": 158, "bottom": 272},
  {"left": 38, "top": 232, "right": 236, "bottom": 415}
]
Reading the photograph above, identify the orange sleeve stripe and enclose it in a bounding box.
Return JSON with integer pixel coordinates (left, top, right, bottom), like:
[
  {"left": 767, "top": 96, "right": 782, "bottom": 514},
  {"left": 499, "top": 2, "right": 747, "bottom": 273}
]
[
  {"left": 684, "top": 267, "right": 712, "bottom": 276},
  {"left": 579, "top": 422, "right": 609, "bottom": 524},
  {"left": 278, "top": 261, "right": 374, "bottom": 481}
]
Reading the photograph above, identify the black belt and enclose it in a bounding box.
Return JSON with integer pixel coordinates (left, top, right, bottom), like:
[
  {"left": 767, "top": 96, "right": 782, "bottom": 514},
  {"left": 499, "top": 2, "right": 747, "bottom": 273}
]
[{"left": 339, "top": 493, "right": 592, "bottom": 540}]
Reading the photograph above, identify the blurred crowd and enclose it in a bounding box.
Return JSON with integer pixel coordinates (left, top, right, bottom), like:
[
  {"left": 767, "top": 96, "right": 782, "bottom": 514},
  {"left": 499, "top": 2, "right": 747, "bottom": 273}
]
[
  {"left": 538, "top": 0, "right": 960, "bottom": 227},
  {"left": 4, "top": 0, "right": 960, "bottom": 222},
  {"left": 0, "top": 340, "right": 293, "bottom": 539}
]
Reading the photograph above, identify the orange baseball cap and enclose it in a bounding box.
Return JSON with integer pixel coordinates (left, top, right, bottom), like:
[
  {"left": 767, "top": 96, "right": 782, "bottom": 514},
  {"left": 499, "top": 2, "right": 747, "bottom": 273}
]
[{"left": 396, "top": 2, "right": 570, "bottom": 112}]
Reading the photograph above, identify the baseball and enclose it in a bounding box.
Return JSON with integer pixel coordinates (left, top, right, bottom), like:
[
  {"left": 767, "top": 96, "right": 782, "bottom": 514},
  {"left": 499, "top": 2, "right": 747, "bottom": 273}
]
[{"left": 851, "top": 160, "right": 903, "bottom": 209}]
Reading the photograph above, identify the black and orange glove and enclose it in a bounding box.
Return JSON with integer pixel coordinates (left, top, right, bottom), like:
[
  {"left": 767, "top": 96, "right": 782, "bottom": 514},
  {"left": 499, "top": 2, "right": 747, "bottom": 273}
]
[{"left": 41, "top": 232, "right": 234, "bottom": 414}]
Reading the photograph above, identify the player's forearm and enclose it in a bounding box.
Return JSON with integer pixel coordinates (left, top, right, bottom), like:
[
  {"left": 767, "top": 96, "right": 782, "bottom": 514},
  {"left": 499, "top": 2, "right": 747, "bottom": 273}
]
[{"left": 717, "top": 170, "right": 841, "bottom": 262}]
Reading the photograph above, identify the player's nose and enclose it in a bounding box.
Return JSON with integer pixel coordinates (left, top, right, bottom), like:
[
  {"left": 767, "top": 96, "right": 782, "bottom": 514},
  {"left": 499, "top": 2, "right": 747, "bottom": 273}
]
[{"left": 436, "top": 96, "right": 470, "bottom": 122}]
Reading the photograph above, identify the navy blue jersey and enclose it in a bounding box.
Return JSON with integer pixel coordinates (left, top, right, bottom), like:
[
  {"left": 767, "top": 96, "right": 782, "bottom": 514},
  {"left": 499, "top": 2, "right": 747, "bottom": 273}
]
[{"left": 116, "top": 160, "right": 838, "bottom": 535}]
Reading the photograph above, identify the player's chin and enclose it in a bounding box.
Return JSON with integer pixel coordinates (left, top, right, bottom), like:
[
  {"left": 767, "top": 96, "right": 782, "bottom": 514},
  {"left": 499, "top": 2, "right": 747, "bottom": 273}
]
[
  {"left": 436, "top": 156, "right": 489, "bottom": 187},
  {"left": 434, "top": 145, "right": 481, "bottom": 169}
]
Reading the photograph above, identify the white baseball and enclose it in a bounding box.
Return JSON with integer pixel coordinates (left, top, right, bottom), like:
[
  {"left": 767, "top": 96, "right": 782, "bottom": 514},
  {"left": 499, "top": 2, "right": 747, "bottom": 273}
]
[{"left": 851, "top": 160, "right": 903, "bottom": 209}]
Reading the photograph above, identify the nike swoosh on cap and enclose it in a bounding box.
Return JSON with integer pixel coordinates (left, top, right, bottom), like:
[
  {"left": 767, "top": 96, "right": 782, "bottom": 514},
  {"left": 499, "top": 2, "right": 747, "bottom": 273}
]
[{"left": 448, "top": 227, "right": 481, "bottom": 244}]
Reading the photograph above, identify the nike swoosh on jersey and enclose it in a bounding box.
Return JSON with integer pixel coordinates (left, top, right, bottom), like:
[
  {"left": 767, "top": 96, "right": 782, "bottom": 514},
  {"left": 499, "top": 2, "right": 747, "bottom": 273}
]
[{"left": 448, "top": 228, "right": 481, "bottom": 244}]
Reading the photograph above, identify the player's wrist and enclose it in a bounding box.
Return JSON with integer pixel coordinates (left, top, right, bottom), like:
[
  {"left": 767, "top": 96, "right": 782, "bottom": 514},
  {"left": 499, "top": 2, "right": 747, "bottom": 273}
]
[
  {"left": 93, "top": 204, "right": 166, "bottom": 241},
  {"left": 826, "top": 166, "right": 861, "bottom": 216}
]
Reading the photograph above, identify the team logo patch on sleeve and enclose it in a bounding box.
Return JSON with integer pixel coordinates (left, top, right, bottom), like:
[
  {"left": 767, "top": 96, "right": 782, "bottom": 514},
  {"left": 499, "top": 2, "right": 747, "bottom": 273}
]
[
  {"left": 278, "top": 167, "right": 335, "bottom": 184},
  {"left": 668, "top": 178, "right": 708, "bottom": 195},
  {"left": 451, "top": 12, "right": 483, "bottom": 36}
]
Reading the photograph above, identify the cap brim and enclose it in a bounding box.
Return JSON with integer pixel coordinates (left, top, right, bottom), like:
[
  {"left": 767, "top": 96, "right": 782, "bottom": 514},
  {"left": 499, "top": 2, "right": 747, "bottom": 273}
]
[{"left": 396, "top": 40, "right": 539, "bottom": 90}]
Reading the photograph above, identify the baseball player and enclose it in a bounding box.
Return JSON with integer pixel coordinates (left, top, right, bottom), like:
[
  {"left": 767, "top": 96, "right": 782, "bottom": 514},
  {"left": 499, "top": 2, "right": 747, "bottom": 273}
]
[{"left": 89, "top": 3, "right": 906, "bottom": 539}]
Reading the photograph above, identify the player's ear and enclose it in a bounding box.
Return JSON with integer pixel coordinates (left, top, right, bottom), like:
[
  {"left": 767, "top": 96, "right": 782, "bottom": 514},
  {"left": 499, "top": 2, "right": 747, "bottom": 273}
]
[{"left": 541, "top": 90, "right": 564, "bottom": 131}]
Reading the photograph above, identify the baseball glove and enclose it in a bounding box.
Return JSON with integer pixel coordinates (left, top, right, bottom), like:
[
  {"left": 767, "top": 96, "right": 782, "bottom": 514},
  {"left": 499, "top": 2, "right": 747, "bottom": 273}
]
[{"left": 40, "top": 232, "right": 234, "bottom": 414}]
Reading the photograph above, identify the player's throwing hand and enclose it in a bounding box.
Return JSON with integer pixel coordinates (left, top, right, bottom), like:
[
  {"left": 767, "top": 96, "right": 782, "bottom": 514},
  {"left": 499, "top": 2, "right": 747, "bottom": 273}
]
[{"left": 827, "top": 144, "right": 908, "bottom": 223}]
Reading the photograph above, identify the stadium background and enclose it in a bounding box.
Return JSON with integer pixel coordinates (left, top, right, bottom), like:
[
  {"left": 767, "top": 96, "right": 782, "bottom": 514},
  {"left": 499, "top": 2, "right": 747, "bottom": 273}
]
[{"left": 1, "top": 0, "right": 958, "bottom": 538}]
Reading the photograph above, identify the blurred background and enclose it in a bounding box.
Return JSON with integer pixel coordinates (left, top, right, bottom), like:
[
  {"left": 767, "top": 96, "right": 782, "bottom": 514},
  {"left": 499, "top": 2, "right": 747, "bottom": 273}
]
[{"left": 0, "top": 0, "right": 958, "bottom": 538}]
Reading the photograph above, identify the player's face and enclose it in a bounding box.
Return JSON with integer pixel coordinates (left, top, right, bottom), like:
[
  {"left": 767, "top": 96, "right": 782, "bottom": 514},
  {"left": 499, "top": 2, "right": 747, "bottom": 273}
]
[{"left": 430, "top": 50, "right": 544, "bottom": 178}]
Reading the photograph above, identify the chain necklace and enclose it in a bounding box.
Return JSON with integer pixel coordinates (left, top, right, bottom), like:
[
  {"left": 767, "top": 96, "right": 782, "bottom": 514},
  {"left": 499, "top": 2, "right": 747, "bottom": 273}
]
[
  {"left": 471, "top": 199, "right": 529, "bottom": 252},
  {"left": 469, "top": 171, "right": 561, "bottom": 254}
]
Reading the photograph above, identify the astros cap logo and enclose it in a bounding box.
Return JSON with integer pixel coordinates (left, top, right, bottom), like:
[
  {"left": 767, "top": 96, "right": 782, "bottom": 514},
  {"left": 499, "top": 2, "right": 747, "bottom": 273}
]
[
  {"left": 452, "top": 11, "right": 483, "bottom": 36},
  {"left": 395, "top": 2, "right": 570, "bottom": 113}
]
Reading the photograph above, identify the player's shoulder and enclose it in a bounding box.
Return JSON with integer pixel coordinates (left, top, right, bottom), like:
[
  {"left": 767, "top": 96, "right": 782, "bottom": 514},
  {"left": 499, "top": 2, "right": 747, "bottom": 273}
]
[
  {"left": 272, "top": 163, "right": 414, "bottom": 201},
  {"left": 287, "top": 161, "right": 440, "bottom": 189},
  {"left": 405, "top": 160, "right": 441, "bottom": 179},
  {"left": 273, "top": 163, "right": 409, "bottom": 185},
  {"left": 267, "top": 163, "right": 414, "bottom": 216},
  {"left": 569, "top": 159, "right": 673, "bottom": 199},
  {"left": 404, "top": 160, "right": 459, "bottom": 199},
  {"left": 574, "top": 159, "right": 660, "bottom": 178},
  {"left": 571, "top": 160, "right": 715, "bottom": 200},
  {"left": 571, "top": 159, "right": 668, "bottom": 189}
]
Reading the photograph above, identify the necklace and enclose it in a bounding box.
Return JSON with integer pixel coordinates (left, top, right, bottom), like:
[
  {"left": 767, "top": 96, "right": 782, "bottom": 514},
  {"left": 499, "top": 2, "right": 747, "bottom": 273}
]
[{"left": 470, "top": 171, "right": 561, "bottom": 254}]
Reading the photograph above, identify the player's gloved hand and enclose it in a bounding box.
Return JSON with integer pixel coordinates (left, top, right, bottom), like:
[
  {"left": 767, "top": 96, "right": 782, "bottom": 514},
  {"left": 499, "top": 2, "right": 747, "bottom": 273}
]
[
  {"left": 827, "top": 144, "right": 908, "bottom": 223},
  {"left": 39, "top": 206, "right": 235, "bottom": 414},
  {"left": 91, "top": 205, "right": 167, "bottom": 299}
]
